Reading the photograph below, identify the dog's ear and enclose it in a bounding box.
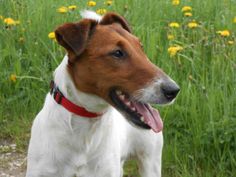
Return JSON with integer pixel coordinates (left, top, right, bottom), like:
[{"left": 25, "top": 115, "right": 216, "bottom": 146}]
[
  {"left": 100, "top": 12, "right": 131, "bottom": 33},
  {"left": 55, "top": 19, "right": 97, "bottom": 62}
]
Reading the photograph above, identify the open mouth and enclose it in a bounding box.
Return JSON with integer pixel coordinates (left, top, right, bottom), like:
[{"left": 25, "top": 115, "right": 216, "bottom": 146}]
[{"left": 109, "top": 89, "right": 163, "bottom": 133}]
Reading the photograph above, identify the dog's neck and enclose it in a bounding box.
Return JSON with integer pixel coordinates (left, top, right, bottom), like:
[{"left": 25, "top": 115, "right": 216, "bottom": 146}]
[{"left": 53, "top": 55, "right": 109, "bottom": 114}]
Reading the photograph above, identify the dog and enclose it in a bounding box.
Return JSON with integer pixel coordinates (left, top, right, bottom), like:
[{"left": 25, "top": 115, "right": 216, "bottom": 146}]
[{"left": 26, "top": 11, "right": 180, "bottom": 177}]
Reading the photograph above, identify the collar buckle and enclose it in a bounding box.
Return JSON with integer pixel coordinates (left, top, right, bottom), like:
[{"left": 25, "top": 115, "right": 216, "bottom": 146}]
[{"left": 50, "top": 80, "right": 63, "bottom": 104}]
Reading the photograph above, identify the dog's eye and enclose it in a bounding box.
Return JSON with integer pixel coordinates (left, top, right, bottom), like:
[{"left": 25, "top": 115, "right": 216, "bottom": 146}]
[{"left": 111, "top": 50, "right": 124, "bottom": 59}]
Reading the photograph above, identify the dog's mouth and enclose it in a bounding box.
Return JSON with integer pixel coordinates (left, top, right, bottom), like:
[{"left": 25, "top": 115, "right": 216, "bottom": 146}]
[{"left": 109, "top": 89, "right": 163, "bottom": 133}]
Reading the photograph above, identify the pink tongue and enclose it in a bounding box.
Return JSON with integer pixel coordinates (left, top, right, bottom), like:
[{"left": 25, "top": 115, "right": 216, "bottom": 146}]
[{"left": 133, "top": 103, "right": 163, "bottom": 133}]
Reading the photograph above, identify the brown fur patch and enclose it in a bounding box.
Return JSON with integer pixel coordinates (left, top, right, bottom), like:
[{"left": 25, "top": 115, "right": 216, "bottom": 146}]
[
  {"left": 55, "top": 19, "right": 97, "bottom": 62},
  {"left": 56, "top": 13, "right": 167, "bottom": 105},
  {"left": 100, "top": 12, "right": 132, "bottom": 33}
]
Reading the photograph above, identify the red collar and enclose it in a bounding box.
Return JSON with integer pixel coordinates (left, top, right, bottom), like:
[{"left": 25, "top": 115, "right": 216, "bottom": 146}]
[{"left": 50, "top": 81, "right": 102, "bottom": 118}]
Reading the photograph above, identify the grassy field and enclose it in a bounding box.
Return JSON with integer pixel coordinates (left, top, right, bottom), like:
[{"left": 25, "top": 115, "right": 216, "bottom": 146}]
[{"left": 0, "top": 0, "right": 236, "bottom": 176}]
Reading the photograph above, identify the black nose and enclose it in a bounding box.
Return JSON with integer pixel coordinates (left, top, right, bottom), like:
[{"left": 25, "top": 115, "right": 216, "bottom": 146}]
[{"left": 161, "top": 82, "right": 180, "bottom": 100}]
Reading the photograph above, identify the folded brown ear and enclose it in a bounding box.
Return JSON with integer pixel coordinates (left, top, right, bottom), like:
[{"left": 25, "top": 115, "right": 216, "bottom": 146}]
[
  {"left": 100, "top": 12, "right": 131, "bottom": 33},
  {"left": 55, "top": 19, "right": 97, "bottom": 62}
]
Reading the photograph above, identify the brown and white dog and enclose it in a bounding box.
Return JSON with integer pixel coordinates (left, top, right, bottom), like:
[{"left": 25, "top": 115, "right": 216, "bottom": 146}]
[{"left": 26, "top": 11, "right": 179, "bottom": 177}]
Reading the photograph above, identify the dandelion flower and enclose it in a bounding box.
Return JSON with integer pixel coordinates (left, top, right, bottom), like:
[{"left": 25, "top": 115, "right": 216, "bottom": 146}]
[
  {"left": 68, "top": 5, "right": 77, "bottom": 10},
  {"left": 233, "top": 17, "right": 236, "bottom": 23},
  {"left": 182, "top": 6, "right": 192, "bottom": 12},
  {"left": 105, "top": 1, "right": 112, "bottom": 6},
  {"left": 57, "top": 7, "right": 68, "bottom": 13},
  {"left": 4, "top": 18, "right": 15, "bottom": 25},
  {"left": 168, "top": 45, "right": 183, "bottom": 57},
  {"left": 88, "top": 1, "right": 96, "bottom": 7},
  {"left": 167, "top": 34, "right": 175, "bottom": 40},
  {"left": 184, "top": 12, "right": 192, "bottom": 17},
  {"left": 217, "top": 30, "right": 230, "bottom": 37},
  {"left": 169, "top": 22, "right": 180, "bottom": 28},
  {"left": 4, "top": 18, "right": 20, "bottom": 25},
  {"left": 96, "top": 9, "right": 107, "bottom": 15},
  {"left": 48, "top": 32, "right": 56, "bottom": 40},
  {"left": 172, "top": 0, "right": 180, "bottom": 6},
  {"left": 228, "top": 40, "right": 234, "bottom": 45},
  {"left": 188, "top": 21, "right": 198, "bottom": 28},
  {"left": 10, "top": 74, "right": 17, "bottom": 82},
  {"left": 0, "top": 15, "right": 3, "bottom": 20}
]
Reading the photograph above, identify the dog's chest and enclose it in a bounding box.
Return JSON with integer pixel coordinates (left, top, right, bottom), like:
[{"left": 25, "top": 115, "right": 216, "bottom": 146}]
[
  {"left": 56, "top": 112, "right": 122, "bottom": 176},
  {"left": 70, "top": 151, "right": 120, "bottom": 177}
]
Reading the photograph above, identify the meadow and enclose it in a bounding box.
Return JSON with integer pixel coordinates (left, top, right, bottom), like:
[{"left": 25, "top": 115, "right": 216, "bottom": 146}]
[{"left": 0, "top": 0, "right": 236, "bottom": 176}]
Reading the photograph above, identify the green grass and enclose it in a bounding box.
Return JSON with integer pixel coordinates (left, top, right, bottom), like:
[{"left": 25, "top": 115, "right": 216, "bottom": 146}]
[{"left": 0, "top": 0, "right": 236, "bottom": 176}]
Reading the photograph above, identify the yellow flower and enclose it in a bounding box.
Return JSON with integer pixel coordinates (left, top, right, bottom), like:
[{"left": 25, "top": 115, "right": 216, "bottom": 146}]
[
  {"left": 4, "top": 18, "right": 20, "bottom": 25},
  {"left": 172, "top": 0, "right": 180, "bottom": 6},
  {"left": 188, "top": 21, "right": 198, "bottom": 28},
  {"left": 228, "top": 40, "right": 234, "bottom": 45},
  {"left": 184, "top": 12, "right": 192, "bottom": 17},
  {"left": 0, "top": 15, "right": 3, "bottom": 20},
  {"left": 87, "top": 1, "right": 96, "bottom": 7},
  {"left": 217, "top": 30, "right": 230, "bottom": 37},
  {"left": 57, "top": 7, "right": 68, "bottom": 13},
  {"left": 4, "top": 18, "right": 14, "bottom": 25},
  {"left": 10, "top": 74, "right": 17, "bottom": 82},
  {"left": 233, "top": 17, "right": 236, "bottom": 23},
  {"left": 48, "top": 32, "right": 56, "bottom": 40},
  {"left": 68, "top": 5, "right": 77, "bottom": 10},
  {"left": 96, "top": 9, "right": 107, "bottom": 15},
  {"left": 182, "top": 6, "right": 192, "bottom": 12},
  {"left": 167, "top": 34, "right": 175, "bottom": 40},
  {"left": 168, "top": 45, "right": 183, "bottom": 57},
  {"left": 105, "top": 0, "right": 112, "bottom": 5},
  {"left": 169, "top": 22, "right": 180, "bottom": 28}
]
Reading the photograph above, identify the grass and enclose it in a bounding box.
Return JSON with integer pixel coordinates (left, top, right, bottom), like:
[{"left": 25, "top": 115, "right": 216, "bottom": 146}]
[{"left": 0, "top": 0, "right": 236, "bottom": 176}]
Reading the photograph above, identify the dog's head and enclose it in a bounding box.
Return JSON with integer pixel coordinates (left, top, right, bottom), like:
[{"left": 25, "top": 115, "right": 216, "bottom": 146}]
[{"left": 55, "top": 12, "right": 180, "bottom": 132}]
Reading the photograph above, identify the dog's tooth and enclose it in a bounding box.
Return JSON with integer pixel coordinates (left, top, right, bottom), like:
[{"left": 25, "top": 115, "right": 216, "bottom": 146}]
[
  {"left": 125, "top": 101, "right": 131, "bottom": 107},
  {"left": 140, "top": 116, "right": 144, "bottom": 122},
  {"left": 119, "top": 95, "right": 125, "bottom": 100},
  {"left": 116, "top": 90, "right": 122, "bottom": 95}
]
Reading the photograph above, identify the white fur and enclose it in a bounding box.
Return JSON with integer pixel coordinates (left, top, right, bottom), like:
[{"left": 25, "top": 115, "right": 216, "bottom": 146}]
[
  {"left": 26, "top": 11, "right": 163, "bottom": 177},
  {"left": 26, "top": 56, "right": 163, "bottom": 177},
  {"left": 80, "top": 10, "right": 102, "bottom": 22},
  {"left": 134, "top": 77, "right": 178, "bottom": 105}
]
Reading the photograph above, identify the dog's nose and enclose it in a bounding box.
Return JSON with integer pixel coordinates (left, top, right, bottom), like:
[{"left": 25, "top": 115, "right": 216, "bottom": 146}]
[{"left": 161, "top": 82, "right": 180, "bottom": 100}]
